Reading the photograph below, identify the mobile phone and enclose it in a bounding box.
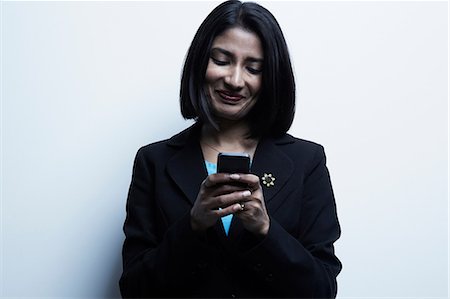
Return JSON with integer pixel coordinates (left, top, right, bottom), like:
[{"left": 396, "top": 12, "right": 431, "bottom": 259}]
[{"left": 217, "top": 152, "right": 250, "bottom": 174}]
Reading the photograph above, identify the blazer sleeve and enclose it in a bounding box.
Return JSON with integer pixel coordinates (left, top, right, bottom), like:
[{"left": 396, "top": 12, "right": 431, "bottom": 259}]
[
  {"left": 119, "top": 148, "right": 215, "bottom": 298},
  {"left": 241, "top": 144, "right": 342, "bottom": 298}
]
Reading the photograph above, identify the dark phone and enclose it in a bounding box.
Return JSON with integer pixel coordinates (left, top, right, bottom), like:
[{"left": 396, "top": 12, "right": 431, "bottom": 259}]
[{"left": 217, "top": 152, "right": 250, "bottom": 174}]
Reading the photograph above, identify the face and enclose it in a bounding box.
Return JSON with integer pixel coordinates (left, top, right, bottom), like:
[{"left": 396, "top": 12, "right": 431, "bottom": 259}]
[{"left": 204, "top": 27, "right": 263, "bottom": 122}]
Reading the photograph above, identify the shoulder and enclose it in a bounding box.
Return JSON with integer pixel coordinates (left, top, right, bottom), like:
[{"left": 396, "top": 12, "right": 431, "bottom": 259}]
[
  {"left": 274, "top": 133, "right": 324, "bottom": 156},
  {"left": 272, "top": 133, "right": 327, "bottom": 170},
  {"left": 137, "top": 138, "right": 171, "bottom": 158},
  {"left": 135, "top": 123, "right": 200, "bottom": 161}
]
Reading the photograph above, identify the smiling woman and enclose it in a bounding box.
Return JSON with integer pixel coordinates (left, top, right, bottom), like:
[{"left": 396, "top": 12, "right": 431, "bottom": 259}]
[{"left": 119, "top": 1, "right": 341, "bottom": 298}]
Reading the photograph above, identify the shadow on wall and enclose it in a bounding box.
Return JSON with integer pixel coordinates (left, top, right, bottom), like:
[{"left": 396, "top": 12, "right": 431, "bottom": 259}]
[{"left": 105, "top": 246, "right": 123, "bottom": 298}]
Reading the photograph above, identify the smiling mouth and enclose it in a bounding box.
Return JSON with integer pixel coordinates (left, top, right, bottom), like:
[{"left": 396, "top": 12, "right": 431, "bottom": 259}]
[{"left": 217, "top": 90, "right": 245, "bottom": 102}]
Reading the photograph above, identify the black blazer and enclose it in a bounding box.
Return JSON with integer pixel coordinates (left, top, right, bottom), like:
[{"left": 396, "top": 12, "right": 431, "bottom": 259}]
[{"left": 119, "top": 123, "right": 342, "bottom": 298}]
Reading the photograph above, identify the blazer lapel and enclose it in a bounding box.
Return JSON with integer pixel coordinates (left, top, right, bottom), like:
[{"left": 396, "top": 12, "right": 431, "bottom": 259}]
[
  {"left": 250, "top": 137, "right": 294, "bottom": 203},
  {"left": 166, "top": 124, "right": 207, "bottom": 205},
  {"left": 228, "top": 136, "right": 295, "bottom": 239}
]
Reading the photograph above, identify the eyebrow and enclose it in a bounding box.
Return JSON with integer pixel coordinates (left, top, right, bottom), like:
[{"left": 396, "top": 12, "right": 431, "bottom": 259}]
[{"left": 211, "top": 47, "right": 264, "bottom": 63}]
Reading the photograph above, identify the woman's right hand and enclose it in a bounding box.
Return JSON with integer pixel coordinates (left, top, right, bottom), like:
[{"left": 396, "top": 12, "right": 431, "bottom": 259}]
[{"left": 190, "top": 173, "right": 252, "bottom": 232}]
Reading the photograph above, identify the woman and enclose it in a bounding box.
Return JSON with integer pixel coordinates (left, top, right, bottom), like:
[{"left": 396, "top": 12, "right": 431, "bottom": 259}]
[{"left": 119, "top": 1, "right": 341, "bottom": 298}]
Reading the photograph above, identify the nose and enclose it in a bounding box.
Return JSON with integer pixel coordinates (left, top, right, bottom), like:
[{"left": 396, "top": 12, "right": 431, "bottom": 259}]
[{"left": 224, "top": 66, "right": 244, "bottom": 90}]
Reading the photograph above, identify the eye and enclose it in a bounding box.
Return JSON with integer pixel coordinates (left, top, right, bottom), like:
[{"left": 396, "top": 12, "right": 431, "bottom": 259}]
[
  {"left": 247, "top": 66, "right": 263, "bottom": 75},
  {"left": 211, "top": 57, "right": 229, "bottom": 66}
]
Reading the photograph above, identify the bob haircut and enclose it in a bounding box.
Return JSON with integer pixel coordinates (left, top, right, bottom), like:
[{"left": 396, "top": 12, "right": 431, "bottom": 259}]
[{"left": 180, "top": 0, "right": 295, "bottom": 138}]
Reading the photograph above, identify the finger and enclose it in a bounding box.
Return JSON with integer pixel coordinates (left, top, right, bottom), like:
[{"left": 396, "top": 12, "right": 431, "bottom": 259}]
[
  {"left": 238, "top": 197, "right": 259, "bottom": 211},
  {"left": 198, "top": 184, "right": 249, "bottom": 211},
  {"left": 209, "top": 183, "right": 248, "bottom": 197},
  {"left": 211, "top": 190, "right": 252, "bottom": 209},
  {"left": 213, "top": 203, "right": 243, "bottom": 217},
  {"left": 205, "top": 173, "right": 241, "bottom": 187},
  {"left": 202, "top": 177, "right": 214, "bottom": 189},
  {"left": 229, "top": 173, "right": 261, "bottom": 190},
  {"left": 203, "top": 173, "right": 230, "bottom": 188}
]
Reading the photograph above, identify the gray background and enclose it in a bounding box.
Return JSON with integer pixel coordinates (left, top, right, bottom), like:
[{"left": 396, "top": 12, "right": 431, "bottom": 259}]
[{"left": 2, "top": 1, "right": 448, "bottom": 298}]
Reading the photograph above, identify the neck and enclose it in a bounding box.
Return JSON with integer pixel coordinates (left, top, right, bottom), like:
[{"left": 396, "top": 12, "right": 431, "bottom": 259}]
[{"left": 200, "top": 121, "right": 258, "bottom": 162}]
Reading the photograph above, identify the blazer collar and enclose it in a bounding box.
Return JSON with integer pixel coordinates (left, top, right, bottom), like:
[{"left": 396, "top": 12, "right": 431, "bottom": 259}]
[{"left": 166, "top": 123, "right": 295, "bottom": 205}]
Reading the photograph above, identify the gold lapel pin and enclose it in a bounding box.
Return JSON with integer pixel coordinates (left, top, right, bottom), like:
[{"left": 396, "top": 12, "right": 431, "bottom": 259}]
[{"left": 262, "top": 173, "right": 276, "bottom": 187}]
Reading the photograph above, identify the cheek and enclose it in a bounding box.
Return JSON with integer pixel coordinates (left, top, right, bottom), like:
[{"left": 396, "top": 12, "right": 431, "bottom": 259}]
[
  {"left": 205, "top": 63, "right": 222, "bottom": 84},
  {"left": 204, "top": 64, "right": 220, "bottom": 99},
  {"left": 250, "top": 77, "right": 262, "bottom": 95}
]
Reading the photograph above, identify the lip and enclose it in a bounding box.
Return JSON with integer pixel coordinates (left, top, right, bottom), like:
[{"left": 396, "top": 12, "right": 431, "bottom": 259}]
[{"left": 216, "top": 90, "right": 245, "bottom": 102}]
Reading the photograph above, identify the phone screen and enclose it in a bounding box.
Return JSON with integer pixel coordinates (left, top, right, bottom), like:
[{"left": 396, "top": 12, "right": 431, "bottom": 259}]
[{"left": 217, "top": 153, "right": 250, "bottom": 174}]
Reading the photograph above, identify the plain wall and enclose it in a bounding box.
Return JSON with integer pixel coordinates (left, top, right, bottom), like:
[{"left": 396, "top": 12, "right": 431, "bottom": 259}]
[{"left": 2, "top": 1, "right": 448, "bottom": 298}]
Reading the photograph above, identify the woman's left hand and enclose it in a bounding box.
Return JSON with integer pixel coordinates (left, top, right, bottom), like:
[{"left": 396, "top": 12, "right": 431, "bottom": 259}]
[{"left": 231, "top": 173, "right": 270, "bottom": 236}]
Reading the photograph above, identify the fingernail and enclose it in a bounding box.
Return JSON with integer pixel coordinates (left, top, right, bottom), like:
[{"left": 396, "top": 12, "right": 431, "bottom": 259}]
[
  {"left": 242, "top": 190, "right": 251, "bottom": 197},
  {"left": 233, "top": 204, "right": 241, "bottom": 212},
  {"left": 230, "top": 174, "right": 240, "bottom": 180}
]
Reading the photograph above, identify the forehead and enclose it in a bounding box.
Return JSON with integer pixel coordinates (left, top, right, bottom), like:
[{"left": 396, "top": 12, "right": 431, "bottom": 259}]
[{"left": 211, "top": 27, "right": 263, "bottom": 59}]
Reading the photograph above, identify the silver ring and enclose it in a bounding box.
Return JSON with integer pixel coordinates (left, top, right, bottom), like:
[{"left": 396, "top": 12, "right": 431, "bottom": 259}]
[{"left": 240, "top": 203, "right": 245, "bottom": 211}]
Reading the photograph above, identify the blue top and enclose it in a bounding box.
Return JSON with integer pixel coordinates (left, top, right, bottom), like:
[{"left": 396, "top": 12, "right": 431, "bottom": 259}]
[{"left": 205, "top": 160, "right": 233, "bottom": 235}]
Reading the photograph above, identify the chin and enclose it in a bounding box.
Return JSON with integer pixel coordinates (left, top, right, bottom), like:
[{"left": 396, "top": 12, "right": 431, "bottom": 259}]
[
  {"left": 215, "top": 111, "right": 251, "bottom": 123},
  {"left": 213, "top": 102, "right": 256, "bottom": 121}
]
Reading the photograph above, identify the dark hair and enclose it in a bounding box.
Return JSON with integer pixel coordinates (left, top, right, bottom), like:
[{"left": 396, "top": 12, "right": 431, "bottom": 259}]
[{"left": 180, "top": 0, "right": 295, "bottom": 138}]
